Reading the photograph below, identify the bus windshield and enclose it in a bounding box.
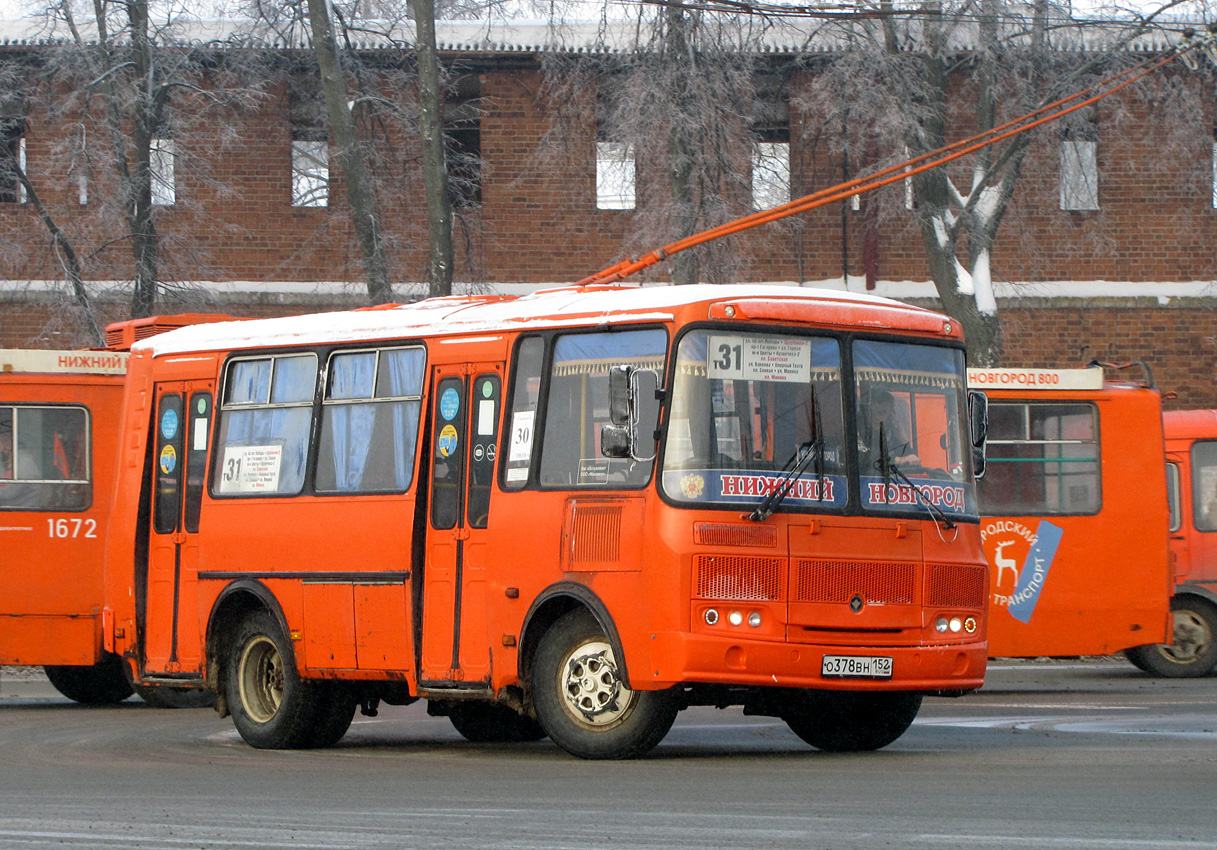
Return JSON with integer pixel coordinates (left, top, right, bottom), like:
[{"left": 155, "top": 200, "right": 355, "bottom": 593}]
[
  {"left": 661, "top": 329, "right": 848, "bottom": 510},
  {"left": 853, "top": 339, "right": 974, "bottom": 518},
  {"left": 660, "top": 330, "right": 976, "bottom": 519}
]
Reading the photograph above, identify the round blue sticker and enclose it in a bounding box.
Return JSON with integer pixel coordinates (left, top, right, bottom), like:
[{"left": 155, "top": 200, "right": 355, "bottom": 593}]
[
  {"left": 439, "top": 387, "right": 461, "bottom": 421},
  {"left": 160, "top": 408, "right": 179, "bottom": 441}
]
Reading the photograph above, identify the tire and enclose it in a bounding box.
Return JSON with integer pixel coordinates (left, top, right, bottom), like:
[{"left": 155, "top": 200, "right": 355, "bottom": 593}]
[
  {"left": 134, "top": 684, "right": 216, "bottom": 709},
  {"left": 530, "top": 609, "right": 678, "bottom": 760},
  {"left": 1123, "top": 596, "right": 1217, "bottom": 678},
  {"left": 225, "top": 610, "right": 350, "bottom": 749},
  {"left": 783, "top": 690, "right": 923, "bottom": 752},
  {"left": 447, "top": 702, "right": 547, "bottom": 743},
  {"left": 43, "top": 655, "right": 134, "bottom": 705}
]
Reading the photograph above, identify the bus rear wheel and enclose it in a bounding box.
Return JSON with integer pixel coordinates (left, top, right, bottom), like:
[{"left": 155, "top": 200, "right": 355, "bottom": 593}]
[
  {"left": 226, "top": 610, "right": 353, "bottom": 748},
  {"left": 447, "top": 702, "right": 547, "bottom": 743},
  {"left": 43, "top": 654, "right": 134, "bottom": 705},
  {"left": 531, "top": 609, "right": 678, "bottom": 759},
  {"left": 1124, "top": 596, "right": 1217, "bottom": 678},
  {"left": 782, "top": 691, "right": 923, "bottom": 752}
]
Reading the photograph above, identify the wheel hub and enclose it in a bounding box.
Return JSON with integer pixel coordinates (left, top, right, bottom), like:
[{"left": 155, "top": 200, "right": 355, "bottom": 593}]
[
  {"left": 1166, "top": 610, "right": 1212, "bottom": 662},
  {"left": 238, "top": 635, "right": 284, "bottom": 724},
  {"left": 560, "top": 640, "right": 630, "bottom": 726}
]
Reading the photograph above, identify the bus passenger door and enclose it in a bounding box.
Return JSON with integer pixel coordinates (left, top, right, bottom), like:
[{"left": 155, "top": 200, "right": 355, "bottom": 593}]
[
  {"left": 142, "top": 383, "right": 214, "bottom": 676},
  {"left": 420, "top": 364, "right": 504, "bottom": 686}
]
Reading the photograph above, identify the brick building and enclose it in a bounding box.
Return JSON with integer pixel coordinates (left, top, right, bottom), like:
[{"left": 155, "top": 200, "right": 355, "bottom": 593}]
[{"left": 1, "top": 15, "right": 1215, "bottom": 406}]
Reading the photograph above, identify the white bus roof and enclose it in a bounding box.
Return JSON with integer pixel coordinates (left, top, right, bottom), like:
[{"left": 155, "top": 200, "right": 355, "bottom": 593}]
[
  {"left": 1, "top": 349, "right": 129, "bottom": 376},
  {"left": 135, "top": 284, "right": 948, "bottom": 358},
  {"left": 967, "top": 367, "right": 1105, "bottom": 391}
]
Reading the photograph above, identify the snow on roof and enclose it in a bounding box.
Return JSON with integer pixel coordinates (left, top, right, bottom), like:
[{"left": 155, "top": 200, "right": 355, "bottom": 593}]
[
  {"left": 137, "top": 283, "right": 937, "bottom": 357},
  {"left": 0, "top": 14, "right": 1191, "bottom": 55}
]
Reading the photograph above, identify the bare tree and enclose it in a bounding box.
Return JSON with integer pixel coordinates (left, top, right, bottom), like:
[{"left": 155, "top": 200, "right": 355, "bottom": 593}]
[
  {"left": 2, "top": 0, "right": 272, "bottom": 331},
  {"left": 304, "top": 0, "right": 393, "bottom": 302},
  {"left": 409, "top": 0, "right": 455, "bottom": 296},
  {"left": 794, "top": 0, "right": 1201, "bottom": 365},
  {"left": 540, "top": 5, "right": 773, "bottom": 285}
]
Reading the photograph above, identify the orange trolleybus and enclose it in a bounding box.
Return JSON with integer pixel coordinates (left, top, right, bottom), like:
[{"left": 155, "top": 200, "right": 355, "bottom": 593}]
[
  {"left": 1, "top": 316, "right": 232, "bottom": 706},
  {"left": 1156, "top": 409, "right": 1217, "bottom": 676},
  {"left": 103, "top": 284, "right": 990, "bottom": 758},
  {"left": 1, "top": 346, "right": 132, "bottom": 702},
  {"left": 967, "top": 365, "right": 1172, "bottom": 664}
]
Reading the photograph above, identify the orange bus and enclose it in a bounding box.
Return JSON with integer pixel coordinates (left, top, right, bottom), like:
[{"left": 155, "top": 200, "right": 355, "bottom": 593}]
[
  {"left": 967, "top": 366, "right": 1172, "bottom": 662},
  {"left": 1, "top": 316, "right": 232, "bottom": 706},
  {"left": 1155, "top": 409, "right": 1217, "bottom": 676},
  {"left": 103, "top": 285, "right": 990, "bottom": 758},
  {"left": 1, "top": 347, "right": 133, "bottom": 702}
]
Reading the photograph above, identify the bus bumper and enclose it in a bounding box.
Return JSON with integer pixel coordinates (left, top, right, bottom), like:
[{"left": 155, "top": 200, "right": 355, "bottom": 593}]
[{"left": 642, "top": 631, "right": 987, "bottom": 693}]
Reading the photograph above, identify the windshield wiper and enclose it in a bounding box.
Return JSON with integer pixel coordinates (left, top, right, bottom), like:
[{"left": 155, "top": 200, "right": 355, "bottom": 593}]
[
  {"left": 749, "top": 387, "right": 824, "bottom": 522},
  {"left": 873, "top": 433, "right": 956, "bottom": 531},
  {"left": 749, "top": 440, "right": 816, "bottom": 522}
]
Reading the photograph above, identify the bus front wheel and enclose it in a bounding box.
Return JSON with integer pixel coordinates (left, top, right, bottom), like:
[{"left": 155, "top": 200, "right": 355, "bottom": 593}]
[
  {"left": 531, "top": 609, "right": 678, "bottom": 759},
  {"left": 43, "top": 654, "right": 134, "bottom": 705},
  {"left": 1124, "top": 596, "right": 1217, "bottom": 678},
  {"left": 226, "top": 610, "right": 354, "bottom": 748},
  {"left": 783, "top": 691, "right": 923, "bottom": 752}
]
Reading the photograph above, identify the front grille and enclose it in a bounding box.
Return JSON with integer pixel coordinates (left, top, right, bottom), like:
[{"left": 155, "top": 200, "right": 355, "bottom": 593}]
[
  {"left": 694, "top": 554, "right": 784, "bottom": 601},
  {"left": 925, "top": 563, "right": 987, "bottom": 608},
  {"left": 794, "top": 559, "right": 916, "bottom": 605}
]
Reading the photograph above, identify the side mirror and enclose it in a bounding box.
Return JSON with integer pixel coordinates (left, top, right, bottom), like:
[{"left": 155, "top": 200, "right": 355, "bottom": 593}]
[
  {"left": 968, "top": 390, "right": 988, "bottom": 480},
  {"left": 608, "top": 365, "right": 632, "bottom": 427},
  {"left": 602, "top": 365, "right": 661, "bottom": 462},
  {"left": 601, "top": 425, "right": 631, "bottom": 459}
]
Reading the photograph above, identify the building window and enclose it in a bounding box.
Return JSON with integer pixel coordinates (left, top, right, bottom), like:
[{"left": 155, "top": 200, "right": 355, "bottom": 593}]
[
  {"left": 290, "top": 76, "right": 328, "bottom": 208},
  {"left": 1060, "top": 120, "right": 1098, "bottom": 211},
  {"left": 1, "top": 121, "right": 26, "bottom": 204},
  {"left": 150, "top": 136, "right": 175, "bottom": 206},
  {"left": 596, "top": 140, "right": 635, "bottom": 211},
  {"left": 445, "top": 74, "right": 481, "bottom": 209},
  {"left": 752, "top": 140, "right": 790, "bottom": 211},
  {"left": 291, "top": 140, "right": 329, "bottom": 208}
]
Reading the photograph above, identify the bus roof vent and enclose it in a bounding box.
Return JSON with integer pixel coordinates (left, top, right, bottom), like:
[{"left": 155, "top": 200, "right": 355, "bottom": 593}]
[{"left": 103, "top": 314, "right": 239, "bottom": 351}]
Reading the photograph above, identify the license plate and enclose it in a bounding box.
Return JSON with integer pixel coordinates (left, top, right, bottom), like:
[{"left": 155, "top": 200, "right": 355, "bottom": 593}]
[{"left": 821, "top": 655, "right": 893, "bottom": 679}]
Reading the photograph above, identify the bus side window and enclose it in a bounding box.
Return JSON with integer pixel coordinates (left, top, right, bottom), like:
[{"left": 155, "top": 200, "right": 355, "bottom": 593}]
[
  {"left": 978, "top": 402, "right": 1100, "bottom": 516},
  {"left": 0, "top": 405, "right": 90, "bottom": 511},
  {"left": 538, "top": 328, "right": 667, "bottom": 488},
  {"left": 315, "top": 347, "right": 425, "bottom": 494},
  {"left": 1166, "top": 462, "right": 1181, "bottom": 533},
  {"left": 1190, "top": 441, "right": 1217, "bottom": 532},
  {"left": 212, "top": 354, "right": 317, "bottom": 497},
  {"left": 502, "top": 337, "right": 544, "bottom": 491}
]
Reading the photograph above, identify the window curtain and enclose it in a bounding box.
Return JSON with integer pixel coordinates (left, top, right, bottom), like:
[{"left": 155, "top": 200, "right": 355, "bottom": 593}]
[
  {"left": 385, "top": 349, "right": 425, "bottom": 489},
  {"left": 328, "top": 353, "right": 376, "bottom": 492}
]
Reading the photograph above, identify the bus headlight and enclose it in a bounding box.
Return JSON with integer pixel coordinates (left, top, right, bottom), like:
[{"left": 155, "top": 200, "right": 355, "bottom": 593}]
[
  {"left": 935, "top": 617, "right": 949, "bottom": 633},
  {"left": 704, "top": 608, "right": 719, "bottom": 626},
  {"left": 747, "top": 612, "right": 762, "bottom": 628},
  {"left": 728, "top": 610, "right": 744, "bottom": 626},
  {"left": 949, "top": 617, "right": 963, "bottom": 633}
]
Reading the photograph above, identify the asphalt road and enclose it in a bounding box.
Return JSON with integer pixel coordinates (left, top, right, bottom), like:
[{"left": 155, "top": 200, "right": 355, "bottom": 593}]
[{"left": 1, "top": 659, "right": 1215, "bottom": 850}]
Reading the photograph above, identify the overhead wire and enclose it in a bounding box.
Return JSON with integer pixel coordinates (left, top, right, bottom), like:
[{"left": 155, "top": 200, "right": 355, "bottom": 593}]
[{"left": 575, "top": 24, "right": 1217, "bottom": 287}]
